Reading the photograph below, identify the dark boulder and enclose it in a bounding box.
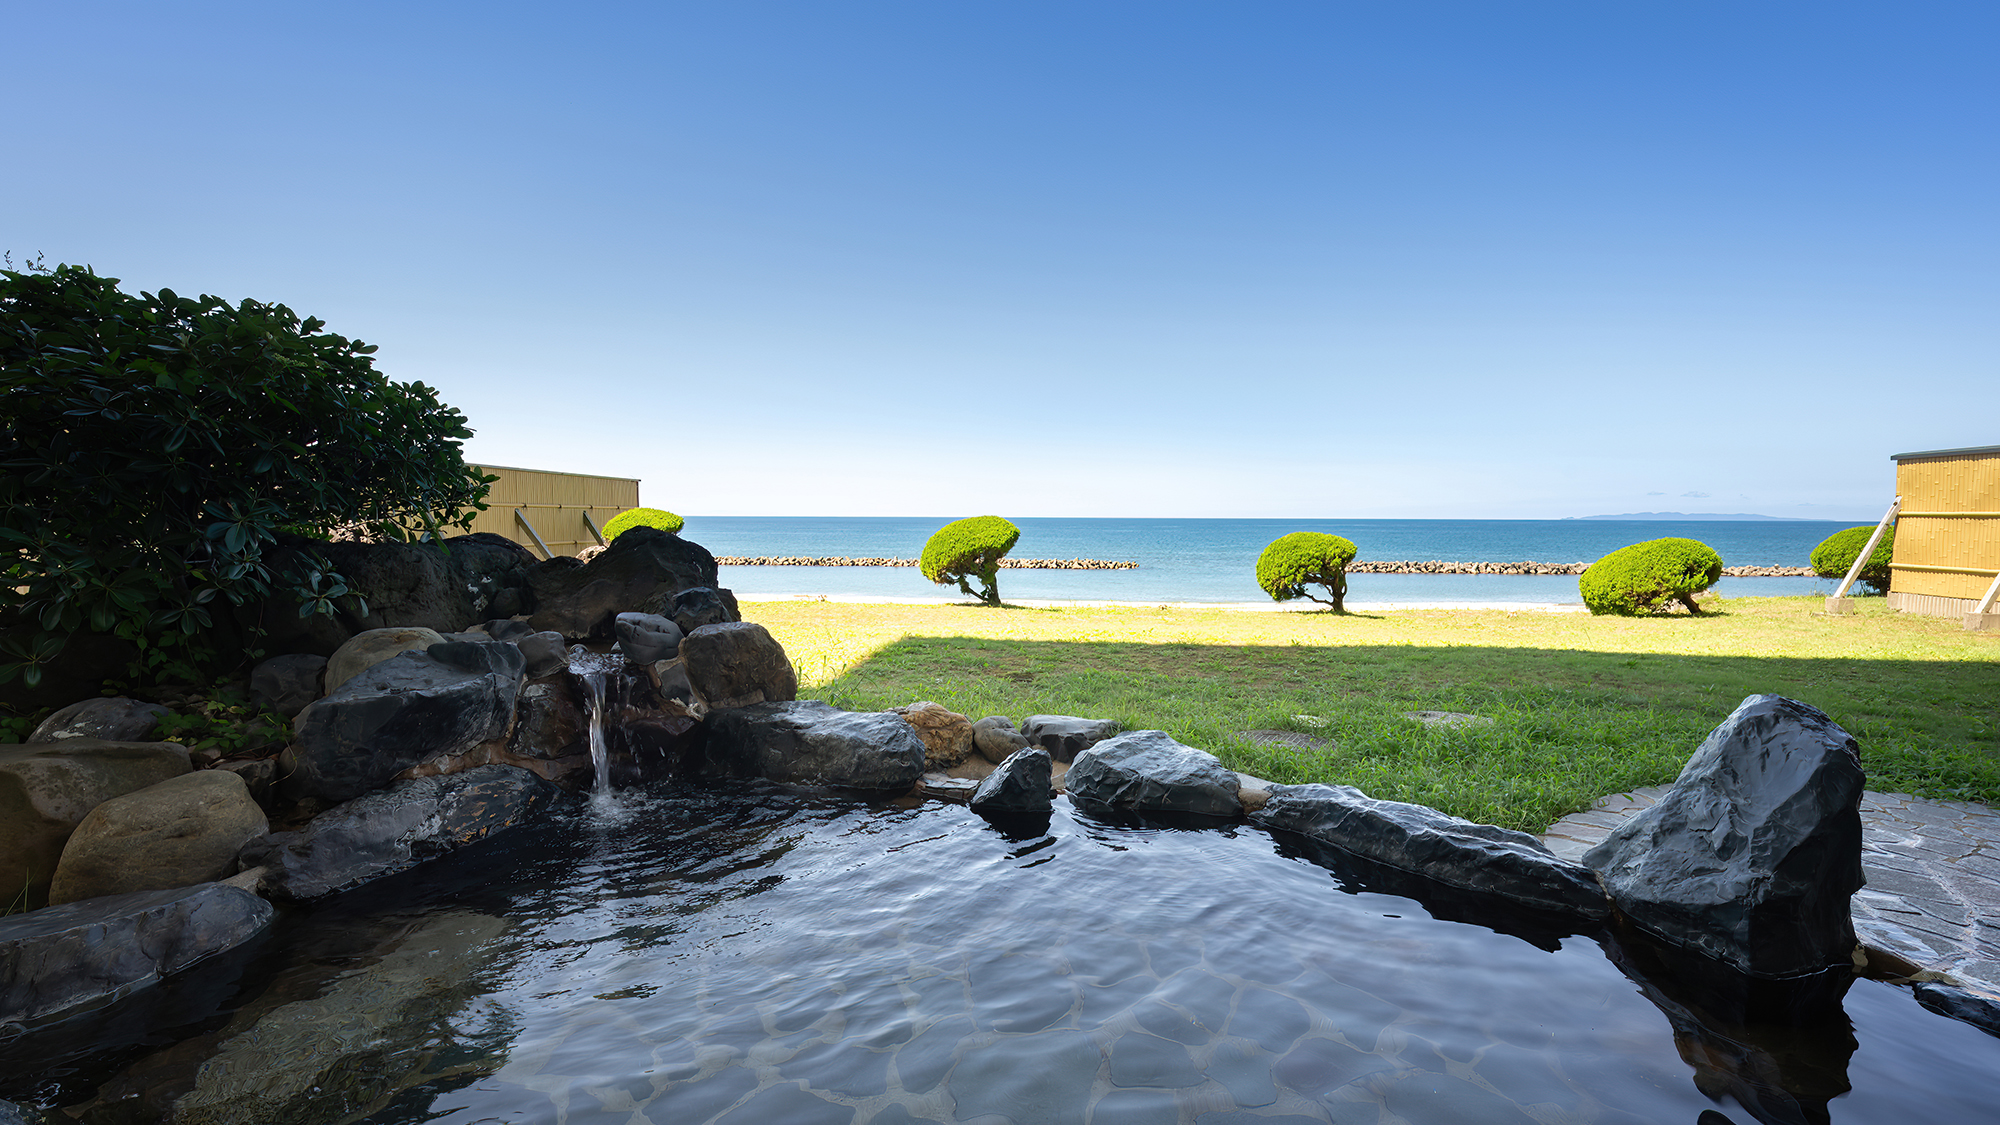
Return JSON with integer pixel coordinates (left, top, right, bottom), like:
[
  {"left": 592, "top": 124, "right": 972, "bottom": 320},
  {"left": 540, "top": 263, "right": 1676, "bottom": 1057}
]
[
  {"left": 646, "top": 585, "right": 738, "bottom": 634},
  {"left": 516, "top": 630, "right": 568, "bottom": 678},
  {"left": 703, "top": 700, "right": 926, "bottom": 791},
  {"left": 1254, "top": 783, "right": 1611, "bottom": 920},
  {"left": 526, "top": 526, "right": 720, "bottom": 642},
  {"left": 0, "top": 881, "right": 273, "bottom": 1024},
  {"left": 481, "top": 617, "right": 538, "bottom": 642},
  {"left": 1582, "top": 695, "right": 1866, "bottom": 978},
  {"left": 248, "top": 654, "right": 327, "bottom": 719},
  {"left": 281, "top": 645, "right": 524, "bottom": 805},
  {"left": 681, "top": 621, "right": 799, "bottom": 709},
  {"left": 615, "top": 611, "right": 684, "bottom": 664},
  {"left": 1020, "top": 715, "right": 1120, "bottom": 762},
  {"left": 1066, "top": 730, "right": 1240, "bottom": 817},
  {"left": 28, "top": 697, "right": 170, "bottom": 745},
  {"left": 248, "top": 765, "right": 560, "bottom": 900},
  {"left": 970, "top": 748, "right": 1054, "bottom": 814}
]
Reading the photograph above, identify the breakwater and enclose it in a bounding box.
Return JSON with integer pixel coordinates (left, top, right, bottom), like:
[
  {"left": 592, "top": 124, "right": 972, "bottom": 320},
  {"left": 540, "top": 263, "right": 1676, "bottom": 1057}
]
[
  {"left": 1349, "top": 561, "right": 1816, "bottom": 577},
  {"left": 715, "top": 556, "right": 1139, "bottom": 570},
  {"left": 717, "top": 556, "right": 1815, "bottom": 577}
]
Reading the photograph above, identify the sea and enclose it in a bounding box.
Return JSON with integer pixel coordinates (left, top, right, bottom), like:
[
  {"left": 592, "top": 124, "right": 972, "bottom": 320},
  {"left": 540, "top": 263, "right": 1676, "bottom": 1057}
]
[{"left": 684, "top": 517, "right": 1857, "bottom": 606}]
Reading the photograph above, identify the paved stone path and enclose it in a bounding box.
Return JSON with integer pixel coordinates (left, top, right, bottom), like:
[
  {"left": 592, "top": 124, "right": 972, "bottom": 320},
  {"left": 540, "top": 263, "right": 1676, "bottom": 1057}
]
[{"left": 1543, "top": 786, "right": 2000, "bottom": 994}]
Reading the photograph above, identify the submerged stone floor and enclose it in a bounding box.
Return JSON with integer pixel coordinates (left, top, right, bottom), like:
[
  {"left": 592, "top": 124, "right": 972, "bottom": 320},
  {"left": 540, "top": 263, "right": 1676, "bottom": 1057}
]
[{"left": 1542, "top": 787, "right": 2000, "bottom": 995}]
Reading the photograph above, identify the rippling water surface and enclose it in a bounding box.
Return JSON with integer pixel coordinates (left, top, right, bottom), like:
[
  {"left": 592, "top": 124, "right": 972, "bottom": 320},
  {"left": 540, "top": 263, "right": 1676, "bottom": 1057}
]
[{"left": 11, "top": 783, "right": 1993, "bottom": 1124}]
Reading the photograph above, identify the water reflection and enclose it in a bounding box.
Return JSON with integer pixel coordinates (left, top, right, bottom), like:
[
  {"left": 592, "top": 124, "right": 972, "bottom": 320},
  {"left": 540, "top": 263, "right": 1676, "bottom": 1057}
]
[{"left": 5, "top": 782, "right": 1996, "bottom": 1124}]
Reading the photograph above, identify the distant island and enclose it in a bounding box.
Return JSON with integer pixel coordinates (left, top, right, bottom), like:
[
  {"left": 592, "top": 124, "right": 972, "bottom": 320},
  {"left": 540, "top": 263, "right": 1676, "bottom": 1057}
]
[{"left": 1566, "top": 512, "right": 1820, "bottom": 522}]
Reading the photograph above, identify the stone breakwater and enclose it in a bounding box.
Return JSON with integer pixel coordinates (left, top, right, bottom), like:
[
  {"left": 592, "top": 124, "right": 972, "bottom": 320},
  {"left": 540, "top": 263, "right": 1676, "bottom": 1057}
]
[
  {"left": 1348, "top": 560, "right": 1816, "bottom": 577},
  {"left": 715, "top": 556, "right": 1818, "bottom": 577},
  {"left": 715, "top": 556, "right": 1138, "bottom": 570}
]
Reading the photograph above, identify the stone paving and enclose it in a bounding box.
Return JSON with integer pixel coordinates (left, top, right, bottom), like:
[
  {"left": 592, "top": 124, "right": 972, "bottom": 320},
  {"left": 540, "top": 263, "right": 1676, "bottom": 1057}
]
[{"left": 1542, "top": 786, "right": 2000, "bottom": 995}]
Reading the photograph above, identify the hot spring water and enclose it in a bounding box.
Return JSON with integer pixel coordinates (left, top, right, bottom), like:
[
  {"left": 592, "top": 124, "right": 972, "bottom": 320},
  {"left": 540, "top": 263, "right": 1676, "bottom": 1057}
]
[{"left": 7, "top": 780, "right": 1997, "bottom": 1124}]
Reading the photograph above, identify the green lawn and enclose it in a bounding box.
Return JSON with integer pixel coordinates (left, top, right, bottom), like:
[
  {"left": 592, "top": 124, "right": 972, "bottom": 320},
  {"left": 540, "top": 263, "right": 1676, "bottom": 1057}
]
[{"left": 743, "top": 595, "right": 2000, "bottom": 833}]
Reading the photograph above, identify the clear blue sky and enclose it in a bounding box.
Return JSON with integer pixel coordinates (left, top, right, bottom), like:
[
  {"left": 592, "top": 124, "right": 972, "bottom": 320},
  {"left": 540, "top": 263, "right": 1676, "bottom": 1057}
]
[{"left": 8, "top": 3, "right": 1993, "bottom": 520}]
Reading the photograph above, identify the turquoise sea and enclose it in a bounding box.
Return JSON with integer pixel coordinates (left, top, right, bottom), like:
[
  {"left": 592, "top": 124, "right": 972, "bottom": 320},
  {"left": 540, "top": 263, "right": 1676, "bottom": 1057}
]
[{"left": 687, "top": 517, "right": 1856, "bottom": 605}]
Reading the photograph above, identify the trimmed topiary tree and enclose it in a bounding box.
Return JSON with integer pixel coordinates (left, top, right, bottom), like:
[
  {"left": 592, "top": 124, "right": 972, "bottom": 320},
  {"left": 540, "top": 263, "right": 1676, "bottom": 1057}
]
[
  {"left": 920, "top": 516, "right": 1021, "bottom": 606},
  {"left": 603, "top": 507, "right": 685, "bottom": 541},
  {"left": 1810, "top": 525, "right": 1895, "bottom": 594},
  {"left": 1256, "top": 532, "right": 1358, "bottom": 612},
  {"left": 1579, "top": 537, "right": 1724, "bottom": 616}
]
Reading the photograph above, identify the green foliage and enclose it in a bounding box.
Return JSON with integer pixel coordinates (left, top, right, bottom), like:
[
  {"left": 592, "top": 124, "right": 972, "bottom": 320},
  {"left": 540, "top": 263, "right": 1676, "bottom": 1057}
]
[
  {"left": 603, "top": 506, "right": 685, "bottom": 540},
  {"left": 0, "top": 263, "right": 490, "bottom": 688},
  {"left": 1810, "top": 524, "right": 1895, "bottom": 594},
  {"left": 1579, "top": 537, "right": 1724, "bottom": 616},
  {"left": 154, "top": 694, "right": 290, "bottom": 757},
  {"left": 1256, "top": 532, "right": 1358, "bottom": 612},
  {"left": 919, "top": 516, "right": 1021, "bottom": 605}
]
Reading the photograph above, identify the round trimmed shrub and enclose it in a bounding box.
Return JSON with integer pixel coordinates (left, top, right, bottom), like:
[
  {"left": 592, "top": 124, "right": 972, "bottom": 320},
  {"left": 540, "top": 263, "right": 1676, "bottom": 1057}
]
[
  {"left": 920, "top": 516, "right": 1021, "bottom": 606},
  {"left": 603, "top": 507, "right": 685, "bottom": 541},
  {"left": 1256, "top": 532, "right": 1358, "bottom": 612},
  {"left": 1810, "top": 525, "right": 1895, "bottom": 594},
  {"left": 1579, "top": 537, "right": 1724, "bottom": 616}
]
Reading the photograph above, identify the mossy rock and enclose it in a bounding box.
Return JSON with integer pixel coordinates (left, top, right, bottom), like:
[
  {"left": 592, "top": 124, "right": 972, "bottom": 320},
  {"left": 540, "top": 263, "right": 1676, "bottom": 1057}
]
[
  {"left": 603, "top": 507, "right": 684, "bottom": 541},
  {"left": 1579, "top": 537, "right": 1723, "bottom": 616},
  {"left": 1810, "top": 525, "right": 1895, "bottom": 594}
]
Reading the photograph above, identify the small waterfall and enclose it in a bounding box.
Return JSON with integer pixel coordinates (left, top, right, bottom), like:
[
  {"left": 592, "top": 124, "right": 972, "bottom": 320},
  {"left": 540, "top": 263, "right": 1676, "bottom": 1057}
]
[{"left": 568, "top": 649, "right": 626, "bottom": 798}]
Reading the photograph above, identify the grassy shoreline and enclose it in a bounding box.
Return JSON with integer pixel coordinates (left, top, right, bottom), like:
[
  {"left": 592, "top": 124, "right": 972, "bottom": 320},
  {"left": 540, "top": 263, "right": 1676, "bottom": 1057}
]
[{"left": 744, "top": 595, "right": 1999, "bottom": 833}]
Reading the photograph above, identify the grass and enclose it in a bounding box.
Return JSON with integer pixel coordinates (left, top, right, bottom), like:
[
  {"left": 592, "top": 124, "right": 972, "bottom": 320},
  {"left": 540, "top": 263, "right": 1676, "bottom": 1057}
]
[{"left": 743, "top": 595, "right": 2000, "bottom": 833}]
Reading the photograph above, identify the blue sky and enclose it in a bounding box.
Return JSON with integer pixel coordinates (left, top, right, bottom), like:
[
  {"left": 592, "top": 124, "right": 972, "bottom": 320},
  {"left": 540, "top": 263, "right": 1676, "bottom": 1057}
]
[{"left": 7, "top": 3, "right": 1993, "bottom": 520}]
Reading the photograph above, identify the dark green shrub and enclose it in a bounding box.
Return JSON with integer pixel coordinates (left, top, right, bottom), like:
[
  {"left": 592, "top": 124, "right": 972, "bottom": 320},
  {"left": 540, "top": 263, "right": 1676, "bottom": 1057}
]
[
  {"left": 1579, "top": 537, "right": 1724, "bottom": 616},
  {"left": 1256, "top": 532, "right": 1358, "bottom": 612},
  {"left": 1810, "top": 525, "right": 1895, "bottom": 594},
  {"left": 920, "top": 516, "right": 1020, "bottom": 606},
  {"left": 604, "top": 507, "right": 685, "bottom": 540},
  {"left": 0, "top": 264, "right": 490, "bottom": 688}
]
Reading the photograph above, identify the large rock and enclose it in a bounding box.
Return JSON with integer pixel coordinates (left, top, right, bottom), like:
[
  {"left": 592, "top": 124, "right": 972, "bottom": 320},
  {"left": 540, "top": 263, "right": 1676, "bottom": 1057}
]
[
  {"left": 973, "top": 716, "right": 1029, "bottom": 764},
  {"left": 48, "top": 771, "right": 268, "bottom": 905},
  {"left": 527, "top": 525, "right": 722, "bottom": 641},
  {"left": 511, "top": 679, "right": 586, "bottom": 760},
  {"left": 248, "top": 765, "right": 560, "bottom": 900},
  {"left": 1021, "top": 715, "right": 1120, "bottom": 762},
  {"left": 647, "top": 585, "right": 738, "bottom": 635},
  {"left": 703, "top": 700, "right": 926, "bottom": 791},
  {"left": 681, "top": 621, "right": 799, "bottom": 709},
  {"left": 324, "top": 626, "right": 447, "bottom": 694},
  {"left": 248, "top": 653, "right": 328, "bottom": 719},
  {"left": 0, "top": 881, "right": 272, "bottom": 1024},
  {"left": 0, "top": 740, "right": 190, "bottom": 908},
  {"left": 893, "top": 702, "right": 976, "bottom": 769},
  {"left": 326, "top": 535, "right": 537, "bottom": 635},
  {"left": 614, "top": 611, "right": 684, "bottom": 664},
  {"left": 282, "top": 643, "right": 525, "bottom": 805},
  {"left": 971, "top": 748, "right": 1054, "bottom": 813},
  {"left": 1582, "top": 694, "right": 1866, "bottom": 978},
  {"left": 1066, "top": 730, "right": 1241, "bottom": 817},
  {"left": 28, "top": 697, "right": 170, "bottom": 744},
  {"left": 517, "top": 630, "right": 569, "bottom": 678},
  {"left": 1253, "top": 784, "right": 1611, "bottom": 919}
]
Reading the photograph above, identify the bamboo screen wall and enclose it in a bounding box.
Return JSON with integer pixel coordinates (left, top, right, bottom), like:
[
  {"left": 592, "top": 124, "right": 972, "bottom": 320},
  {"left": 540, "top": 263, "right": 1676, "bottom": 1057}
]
[
  {"left": 464, "top": 465, "right": 640, "bottom": 559},
  {"left": 1889, "top": 445, "right": 2000, "bottom": 610}
]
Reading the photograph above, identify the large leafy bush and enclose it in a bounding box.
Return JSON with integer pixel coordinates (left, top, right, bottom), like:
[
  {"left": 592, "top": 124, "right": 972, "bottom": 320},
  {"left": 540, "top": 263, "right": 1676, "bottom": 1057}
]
[
  {"left": 920, "top": 516, "right": 1020, "bottom": 605},
  {"left": 1256, "top": 532, "right": 1358, "bottom": 612},
  {"left": 604, "top": 507, "right": 685, "bottom": 540},
  {"left": 1810, "top": 525, "right": 1895, "bottom": 594},
  {"left": 0, "top": 264, "right": 491, "bottom": 687},
  {"left": 1579, "top": 537, "right": 1723, "bottom": 615}
]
